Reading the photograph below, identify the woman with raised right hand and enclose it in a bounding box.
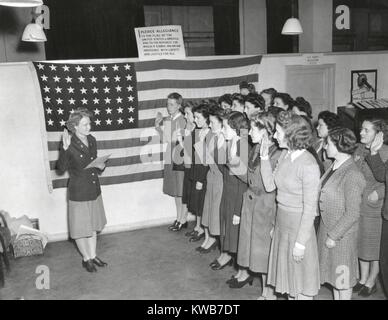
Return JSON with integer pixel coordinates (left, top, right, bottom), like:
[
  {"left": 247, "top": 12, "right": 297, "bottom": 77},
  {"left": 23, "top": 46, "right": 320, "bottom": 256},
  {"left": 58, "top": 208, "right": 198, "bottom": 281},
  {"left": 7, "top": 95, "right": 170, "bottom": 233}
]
[{"left": 57, "top": 108, "right": 108, "bottom": 273}]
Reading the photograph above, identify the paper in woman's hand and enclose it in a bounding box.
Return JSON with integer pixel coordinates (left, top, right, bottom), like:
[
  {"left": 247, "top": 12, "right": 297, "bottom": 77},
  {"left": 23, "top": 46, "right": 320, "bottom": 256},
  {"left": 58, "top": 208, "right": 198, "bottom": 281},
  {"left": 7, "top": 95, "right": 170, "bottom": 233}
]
[{"left": 85, "top": 154, "right": 111, "bottom": 169}]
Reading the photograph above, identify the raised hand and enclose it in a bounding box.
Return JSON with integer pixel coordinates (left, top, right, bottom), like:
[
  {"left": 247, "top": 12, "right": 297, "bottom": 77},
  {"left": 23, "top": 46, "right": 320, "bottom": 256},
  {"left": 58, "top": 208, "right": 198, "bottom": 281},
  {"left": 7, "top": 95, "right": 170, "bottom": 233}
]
[
  {"left": 260, "top": 131, "right": 270, "bottom": 158},
  {"left": 62, "top": 128, "right": 71, "bottom": 150},
  {"left": 370, "top": 131, "right": 384, "bottom": 155},
  {"left": 155, "top": 112, "right": 163, "bottom": 127}
]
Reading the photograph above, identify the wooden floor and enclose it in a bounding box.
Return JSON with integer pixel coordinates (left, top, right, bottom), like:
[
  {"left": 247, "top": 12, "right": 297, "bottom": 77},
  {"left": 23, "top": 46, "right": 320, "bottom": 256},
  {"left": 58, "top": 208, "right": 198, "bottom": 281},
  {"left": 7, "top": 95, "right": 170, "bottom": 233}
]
[{"left": 0, "top": 223, "right": 386, "bottom": 300}]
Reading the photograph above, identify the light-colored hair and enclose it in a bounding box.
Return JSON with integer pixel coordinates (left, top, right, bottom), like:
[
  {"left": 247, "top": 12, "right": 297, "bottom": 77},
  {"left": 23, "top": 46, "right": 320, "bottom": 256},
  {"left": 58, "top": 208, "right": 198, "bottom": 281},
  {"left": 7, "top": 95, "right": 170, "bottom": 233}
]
[
  {"left": 66, "top": 108, "right": 92, "bottom": 133},
  {"left": 277, "top": 111, "right": 313, "bottom": 150},
  {"left": 251, "top": 111, "right": 276, "bottom": 139}
]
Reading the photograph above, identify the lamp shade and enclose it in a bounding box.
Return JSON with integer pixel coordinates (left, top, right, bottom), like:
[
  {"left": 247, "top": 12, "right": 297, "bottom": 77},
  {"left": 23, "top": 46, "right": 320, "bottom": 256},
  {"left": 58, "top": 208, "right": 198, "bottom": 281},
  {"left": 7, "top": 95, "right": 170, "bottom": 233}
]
[
  {"left": 22, "top": 22, "right": 46, "bottom": 42},
  {"left": 281, "top": 18, "right": 303, "bottom": 35},
  {"left": 0, "top": 0, "right": 43, "bottom": 7}
]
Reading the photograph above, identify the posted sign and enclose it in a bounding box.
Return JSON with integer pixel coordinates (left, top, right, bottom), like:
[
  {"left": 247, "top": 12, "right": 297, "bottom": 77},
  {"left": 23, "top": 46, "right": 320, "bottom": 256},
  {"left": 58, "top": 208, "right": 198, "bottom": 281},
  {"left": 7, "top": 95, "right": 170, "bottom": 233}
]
[{"left": 135, "top": 25, "right": 186, "bottom": 61}]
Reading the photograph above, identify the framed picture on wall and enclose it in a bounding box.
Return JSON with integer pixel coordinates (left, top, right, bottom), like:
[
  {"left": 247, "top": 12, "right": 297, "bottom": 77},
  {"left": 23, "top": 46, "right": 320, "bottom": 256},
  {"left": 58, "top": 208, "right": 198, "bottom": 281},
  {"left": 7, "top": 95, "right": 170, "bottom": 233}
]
[{"left": 351, "top": 69, "right": 377, "bottom": 102}]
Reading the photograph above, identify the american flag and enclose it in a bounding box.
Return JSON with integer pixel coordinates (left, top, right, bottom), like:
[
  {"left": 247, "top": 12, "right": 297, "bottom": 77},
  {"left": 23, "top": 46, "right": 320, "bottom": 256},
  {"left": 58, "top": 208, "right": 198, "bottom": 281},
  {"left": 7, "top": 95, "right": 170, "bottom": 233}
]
[{"left": 32, "top": 55, "right": 261, "bottom": 190}]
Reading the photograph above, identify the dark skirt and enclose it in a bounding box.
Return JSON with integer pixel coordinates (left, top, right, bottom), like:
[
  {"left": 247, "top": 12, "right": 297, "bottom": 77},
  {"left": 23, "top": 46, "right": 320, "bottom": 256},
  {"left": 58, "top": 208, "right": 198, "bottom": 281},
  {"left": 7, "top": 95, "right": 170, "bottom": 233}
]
[
  {"left": 182, "top": 168, "right": 192, "bottom": 205},
  {"left": 187, "top": 179, "right": 207, "bottom": 217}
]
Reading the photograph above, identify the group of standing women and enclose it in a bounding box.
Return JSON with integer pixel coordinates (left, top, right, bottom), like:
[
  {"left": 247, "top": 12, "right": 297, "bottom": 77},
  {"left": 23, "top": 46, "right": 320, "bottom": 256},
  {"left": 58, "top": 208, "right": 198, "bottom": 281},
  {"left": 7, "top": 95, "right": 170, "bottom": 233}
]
[{"left": 157, "top": 89, "right": 388, "bottom": 300}]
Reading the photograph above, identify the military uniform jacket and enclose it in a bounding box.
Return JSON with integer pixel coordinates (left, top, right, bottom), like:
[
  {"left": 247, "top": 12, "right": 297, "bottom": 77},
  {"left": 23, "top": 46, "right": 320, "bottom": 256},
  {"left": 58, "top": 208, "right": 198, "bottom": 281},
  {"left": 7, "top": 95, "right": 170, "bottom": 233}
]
[{"left": 57, "top": 134, "right": 102, "bottom": 201}]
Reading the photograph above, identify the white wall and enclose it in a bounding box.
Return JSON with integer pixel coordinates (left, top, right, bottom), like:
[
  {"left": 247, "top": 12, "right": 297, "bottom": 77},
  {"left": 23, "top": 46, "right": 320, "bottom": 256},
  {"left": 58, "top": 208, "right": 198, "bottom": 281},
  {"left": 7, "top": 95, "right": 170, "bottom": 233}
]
[
  {"left": 1, "top": 51, "right": 388, "bottom": 242},
  {"left": 258, "top": 51, "right": 388, "bottom": 110},
  {"left": 0, "top": 62, "right": 175, "bottom": 242}
]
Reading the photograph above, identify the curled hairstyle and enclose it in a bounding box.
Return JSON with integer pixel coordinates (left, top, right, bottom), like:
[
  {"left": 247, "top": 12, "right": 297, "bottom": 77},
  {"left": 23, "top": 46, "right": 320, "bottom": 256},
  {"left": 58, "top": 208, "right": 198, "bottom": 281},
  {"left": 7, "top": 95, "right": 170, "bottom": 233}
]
[
  {"left": 294, "top": 97, "right": 313, "bottom": 119},
  {"left": 227, "top": 111, "right": 249, "bottom": 136},
  {"left": 318, "top": 111, "right": 342, "bottom": 130},
  {"left": 208, "top": 104, "right": 226, "bottom": 123},
  {"left": 274, "top": 92, "right": 294, "bottom": 109},
  {"left": 231, "top": 93, "right": 245, "bottom": 106},
  {"left": 251, "top": 111, "right": 276, "bottom": 139},
  {"left": 362, "top": 117, "right": 388, "bottom": 143},
  {"left": 328, "top": 127, "right": 358, "bottom": 155},
  {"left": 245, "top": 93, "right": 265, "bottom": 111},
  {"left": 192, "top": 103, "right": 211, "bottom": 125},
  {"left": 66, "top": 108, "right": 93, "bottom": 133},
  {"left": 167, "top": 92, "right": 183, "bottom": 105},
  {"left": 260, "top": 88, "right": 278, "bottom": 105},
  {"left": 218, "top": 94, "right": 232, "bottom": 107},
  {"left": 277, "top": 111, "right": 314, "bottom": 150}
]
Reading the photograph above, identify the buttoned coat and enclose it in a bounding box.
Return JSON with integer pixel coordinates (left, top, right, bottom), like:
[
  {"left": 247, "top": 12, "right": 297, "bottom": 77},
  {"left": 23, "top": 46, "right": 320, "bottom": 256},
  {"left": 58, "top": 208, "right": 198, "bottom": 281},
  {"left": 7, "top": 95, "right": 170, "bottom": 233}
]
[
  {"left": 318, "top": 158, "right": 366, "bottom": 241},
  {"left": 318, "top": 158, "right": 366, "bottom": 288},
  {"left": 57, "top": 134, "right": 102, "bottom": 201}
]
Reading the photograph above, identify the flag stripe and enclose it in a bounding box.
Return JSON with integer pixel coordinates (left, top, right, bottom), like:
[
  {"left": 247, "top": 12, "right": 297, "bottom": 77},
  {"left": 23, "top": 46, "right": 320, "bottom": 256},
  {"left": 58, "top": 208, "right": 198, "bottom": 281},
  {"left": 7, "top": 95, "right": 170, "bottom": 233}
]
[
  {"left": 51, "top": 161, "right": 164, "bottom": 180},
  {"left": 136, "top": 64, "right": 260, "bottom": 82},
  {"left": 48, "top": 135, "right": 162, "bottom": 151},
  {"left": 137, "top": 84, "right": 257, "bottom": 102},
  {"left": 52, "top": 170, "right": 164, "bottom": 188},
  {"left": 135, "top": 56, "right": 262, "bottom": 72},
  {"left": 34, "top": 56, "right": 261, "bottom": 189},
  {"left": 50, "top": 152, "right": 164, "bottom": 170},
  {"left": 48, "top": 143, "right": 167, "bottom": 161},
  {"left": 46, "top": 127, "right": 159, "bottom": 141},
  {"left": 137, "top": 74, "right": 258, "bottom": 91}
]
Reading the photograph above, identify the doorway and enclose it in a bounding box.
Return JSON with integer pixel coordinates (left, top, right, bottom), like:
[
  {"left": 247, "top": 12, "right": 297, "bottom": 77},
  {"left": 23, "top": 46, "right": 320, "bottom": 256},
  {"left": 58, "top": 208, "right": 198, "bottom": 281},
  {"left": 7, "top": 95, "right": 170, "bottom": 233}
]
[{"left": 286, "top": 64, "right": 336, "bottom": 120}]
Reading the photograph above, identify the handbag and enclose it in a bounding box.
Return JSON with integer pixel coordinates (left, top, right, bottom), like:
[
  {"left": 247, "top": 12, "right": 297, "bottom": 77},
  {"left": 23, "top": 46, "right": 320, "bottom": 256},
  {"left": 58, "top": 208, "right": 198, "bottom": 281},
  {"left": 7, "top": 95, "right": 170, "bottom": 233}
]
[
  {"left": 172, "top": 139, "right": 185, "bottom": 171},
  {"left": 13, "top": 234, "right": 44, "bottom": 258}
]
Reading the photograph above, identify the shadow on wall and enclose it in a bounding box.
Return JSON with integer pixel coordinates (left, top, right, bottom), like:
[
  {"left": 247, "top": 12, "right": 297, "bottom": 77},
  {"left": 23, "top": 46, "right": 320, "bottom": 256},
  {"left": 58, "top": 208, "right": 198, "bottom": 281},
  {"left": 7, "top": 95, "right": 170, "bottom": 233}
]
[{"left": 0, "top": 6, "right": 42, "bottom": 62}]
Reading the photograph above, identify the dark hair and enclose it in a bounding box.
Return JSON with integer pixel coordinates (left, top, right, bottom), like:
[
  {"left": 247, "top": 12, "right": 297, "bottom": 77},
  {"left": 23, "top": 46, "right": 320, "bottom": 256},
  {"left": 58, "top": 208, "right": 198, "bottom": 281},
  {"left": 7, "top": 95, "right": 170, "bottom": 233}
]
[
  {"left": 208, "top": 104, "right": 226, "bottom": 123},
  {"left": 192, "top": 103, "right": 210, "bottom": 125},
  {"left": 218, "top": 94, "right": 233, "bottom": 108},
  {"left": 248, "top": 83, "right": 256, "bottom": 94},
  {"left": 201, "top": 98, "right": 218, "bottom": 106},
  {"left": 167, "top": 92, "right": 183, "bottom": 105},
  {"left": 66, "top": 108, "right": 93, "bottom": 133},
  {"left": 328, "top": 127, "right": 358, "bottom": 155},
  {"left": 274, "top": 92, "right": 294, "bottom": 109},
  {"left": 232, "top": 93, "right": 245, "bottom": 105},
  {"left": 318, "top": 111, "right": 342, "bottom": 130},
  {"left": 362, "top": 117, "right": 388, "bottom": 143},
  {"left": 277, "top": 111, "right": 314, "bottom": 150},
  {"left": 239, "top": 81, "right": 249, "bottom": 90},
  {"left": 251, "top": 111, "right": 276, "bottom": 139},
  {"left": 294, "top": 97, "right": 313, "bottom": 119},
  {"left": 245, "top": 93, "right": 265, "bottom": 111},
  {"left": 227, "top": 111, "right": 249, "bottom": 136},
  {"left": 260, "top": 88, "right": 277, "bottom": 100}
]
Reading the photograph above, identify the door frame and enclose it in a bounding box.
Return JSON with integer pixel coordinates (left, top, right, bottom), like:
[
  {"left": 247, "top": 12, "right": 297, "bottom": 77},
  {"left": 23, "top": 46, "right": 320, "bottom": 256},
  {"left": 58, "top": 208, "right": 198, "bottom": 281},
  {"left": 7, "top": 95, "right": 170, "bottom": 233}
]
[{"left": 286, "top": 63, "right": 336, "bottom": 114}]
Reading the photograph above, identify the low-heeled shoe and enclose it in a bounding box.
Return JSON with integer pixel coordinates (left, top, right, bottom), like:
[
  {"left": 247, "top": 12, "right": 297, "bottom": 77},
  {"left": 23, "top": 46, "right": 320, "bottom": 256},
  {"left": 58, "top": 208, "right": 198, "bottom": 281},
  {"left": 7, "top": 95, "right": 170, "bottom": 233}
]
[
  {"left": 82, "top": 260, "right": 97, "bottom": 273},
  {"left": 171, "top": 222, "right": 188, "bottom": 232},
  {"left": 228, "top": 276, "right": 254, "bottom": 289},
  {"left": 92, "top": 257, "right": 108, "bottom": 267},
  {"left": 358, "top": 284, "right": 377, "bottom": 297},
  {"left": 189, "top": 232, "right": 205, "bottom": 242},
  {"left": 211, "top": 259, "right": 233, "bottom": 270}
]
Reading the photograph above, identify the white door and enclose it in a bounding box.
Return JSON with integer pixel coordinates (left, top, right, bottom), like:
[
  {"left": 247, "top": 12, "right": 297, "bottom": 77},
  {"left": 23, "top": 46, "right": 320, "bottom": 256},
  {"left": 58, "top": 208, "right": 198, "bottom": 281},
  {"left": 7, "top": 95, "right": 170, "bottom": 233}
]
[{"left": 286, "top": 64, "right": 336, "bottom": 120}]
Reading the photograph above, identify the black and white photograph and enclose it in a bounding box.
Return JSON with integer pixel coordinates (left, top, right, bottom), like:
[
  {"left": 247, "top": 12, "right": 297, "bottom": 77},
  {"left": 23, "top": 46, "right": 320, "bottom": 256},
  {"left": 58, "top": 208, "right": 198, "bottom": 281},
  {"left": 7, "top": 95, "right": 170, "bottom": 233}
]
[{"left": 1, "top": 0, "right": 388, "bottom": 305}]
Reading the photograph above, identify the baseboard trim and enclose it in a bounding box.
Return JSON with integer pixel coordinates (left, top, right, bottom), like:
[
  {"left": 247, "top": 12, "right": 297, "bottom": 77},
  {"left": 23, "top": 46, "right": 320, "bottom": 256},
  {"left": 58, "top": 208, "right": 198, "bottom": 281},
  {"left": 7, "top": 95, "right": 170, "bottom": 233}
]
[{"left": 47, "top": 215, "right": 196, "bottom": 243}]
